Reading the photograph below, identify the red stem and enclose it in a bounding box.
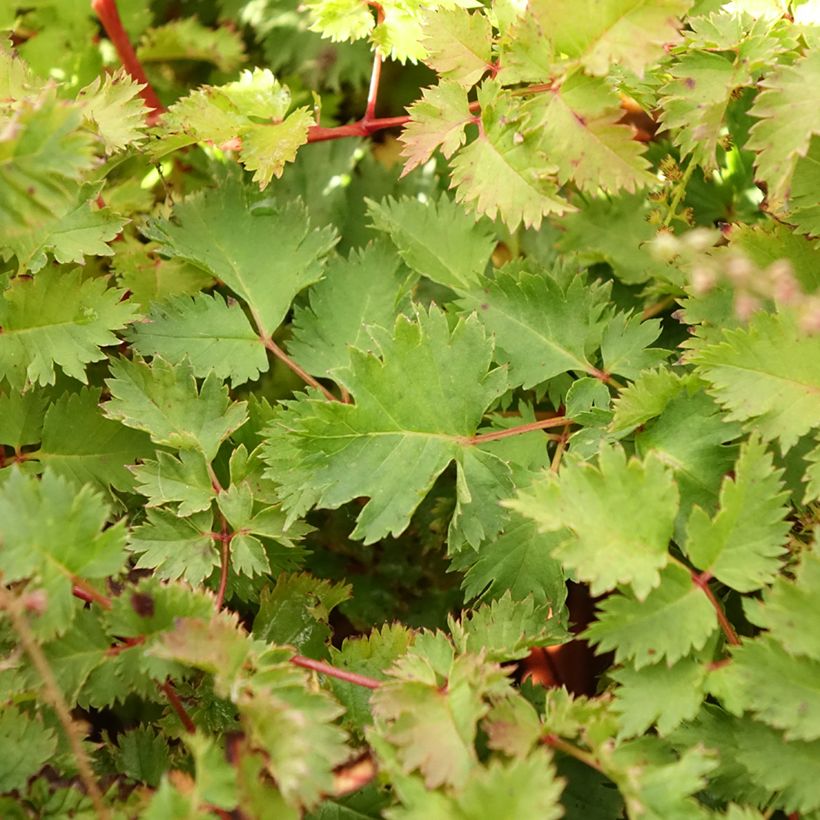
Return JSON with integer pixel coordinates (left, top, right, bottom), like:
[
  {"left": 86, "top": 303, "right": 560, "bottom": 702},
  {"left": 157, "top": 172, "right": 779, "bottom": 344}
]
[
  {"left": 71, "top": 578, "right": 112, "bottom": 610},
  {"left": 91, "top": 0, "right": 164, "bottom": 122},
  {"left": 215, "top": 528, "right": 231, "bottom": 610},
  {"left": 463, "top": 416, "right": 572, "bottom": 445},
  {"left": 264, "top": 337, "right": 340, "bottom": 401},
  {"left": 160, "top": 680, "right": 197, "bottom": 733},
  {"left": 363, "top": 5, "right": 385, "bottom": 122},
  {"left": 307, "top": 115, "right": 410, "bottom": 143},
  {"left": 291, "top": 655, "right": 382, "bottom": 689},
  {"left": 691, "top": 571, "right": 740, "bottom": 646}
]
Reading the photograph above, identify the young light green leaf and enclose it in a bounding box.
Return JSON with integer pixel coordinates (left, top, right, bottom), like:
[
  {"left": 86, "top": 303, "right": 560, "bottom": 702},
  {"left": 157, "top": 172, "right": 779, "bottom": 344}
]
[
  {"left": 450, "top": 81, "right": 572, "bottom": 230},
  {"left": 144, "top": 177, "right": 337, "bottom": 338},
  {"left": 422, "top": 9, "right": 492, "bottom": 88},
  {"left": 76, "top": 68, "right": 147, "bottom": 152},
  {"left": 263, "top": 307, "right": 508, "bottom": 544},
  {"left": 367, "top": 195, "right": 495, "bottom": 290},
  {"left": 128, "top": 293, "right": 267, "bottom": 387},
  {"left": 104, "top": 356, "right": 248, "bottom": 461},
  {"left": 0, "top": 267, "right": 138, "bottom": 388},
  {"left": 685, "top": 435, "right": 790, "bottom": 592},
  {"left": 748, "top": 49, "right": 820, "bottom": 203},
  {"left": 508, "top": 446, "right": 678, "bottom": 599},
  {"left": 538, "top": 72, "right": 654, "bottom": 193},
  {"left": 399, "top": 81, "right": 473, "bottom": 175}
]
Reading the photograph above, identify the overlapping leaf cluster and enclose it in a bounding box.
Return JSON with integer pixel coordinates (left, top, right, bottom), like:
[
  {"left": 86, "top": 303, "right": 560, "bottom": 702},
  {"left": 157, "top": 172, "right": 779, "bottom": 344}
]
[{"left": 1, "top": 0, "right": 819, "bottom": 816}]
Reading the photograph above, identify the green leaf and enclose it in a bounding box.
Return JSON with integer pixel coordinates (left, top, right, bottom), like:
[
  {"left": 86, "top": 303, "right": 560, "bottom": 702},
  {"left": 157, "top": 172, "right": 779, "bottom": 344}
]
[
  {"left": 612, "top": 657, "right": 707, "bottom": 738},
  {"left": 691, "top": 310, "right": 820, "bottom": 452},
  {"left": 457, "top": 268, "right": 610, "bottom": 389},
  {"left": 422, "top": 9, "right": 492, "bottom": 88},
  {"left": 720, "top": 637, "right": 820, "bottom": 742},
  {"left": 329, "top": 624, "right": 415, "bottom": 730},
  {"left": 263, "top": 307, "right": 508, "bottom": 544},
  {"left": 252, "top": 573, "right": 351, "bottom": 657},
  {"left": 790, "top": 139, "right": 820, "bottom": 236},
  {"left": 450, "top": 81, "right": 571, "bottom": 230},
  {"left": 288, "top": 241, "right": 412, "bottom": 379},
  {"left": 538, "top": 72, "right": 654, "bottom": 194},
  {"left": 128, "top": 293, "right": 268, "bottom": 387},
  {"left": 128, "top": 509, "right": 218, "bottom": 586},
  {"left": 367, "top": 195, "right": 495, "bottom": 291},
  {"left": 685, "top": 435, "right": 790, "bottom": 592},
  {"left": 634, "top": 384, "right": 742, "bottom": 529},
  {"left": 104, "top": 356, "right": 248, "bottom": 462},
  {"left": 37, "top": 387, "right": 152, "bottom": 494},
  {"left": 748, "top": 49, "right": 820, "bottom": 203},
  {"left": 600, "top": 312, "right": 666, "bottom": 380},
  {"left": 241, "top": 107, "right": 315, "bottom": 188},
  {"left": 449, "top": 592, "right": 568, "bottom": 662},
  {"left": 399, "top": 81, "right": 472, "bottom": 175},
  {"left": 144, "top": 176, "right": 337, "bottom": 338},
  {"left": 456, "top": 510, "right": 567, "bottom": 606},
  {"left": 0, "top": 386, "right": 49, "bottom": 449},
  {"left": 746, "top": 547, "right": 820, "bottom": 662},
  {"left": 611, "top": 367, "right": 688, "bottom": 432},
  {"left": 0, "top": 468, "right": 125, "bottom": 636},
  {"left": 585, "top": 563, "right": 716, "bottom": 667},
  {"left": 508, "top": 446, "right": 678, "bottom": 599},
  {"left": 138, "top": 17, "right": 246, "bottom": 72},
  {"left": 133, "top": 450, "right": 215, "bottom": 516},
  {"left": 0, "top": 267, "right": 137, "bottom": 388},
  {"left": 0, "top": 706, "right": 57, "bottom": 792},
  {"left": 117, "top": 727, "right": 170, "bottom": 787}
]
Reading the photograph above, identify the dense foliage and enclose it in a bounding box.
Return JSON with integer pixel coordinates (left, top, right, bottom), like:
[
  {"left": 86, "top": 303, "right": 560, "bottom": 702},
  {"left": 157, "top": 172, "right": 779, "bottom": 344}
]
[{"left": 1, "top": 0, "right": 819, "bottom": 816}]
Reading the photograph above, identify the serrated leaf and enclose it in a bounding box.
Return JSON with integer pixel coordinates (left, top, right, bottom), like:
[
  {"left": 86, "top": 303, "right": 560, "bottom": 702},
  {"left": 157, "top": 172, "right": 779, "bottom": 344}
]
[
  {"left": 38, "top": 387, "right": 153, "bottom": 493},
  {"left": 691, "top": 310, "right": 820, "bottom": 452},
  {"left": 241, "top": 106, "right": 314, "bottom": 188},
  {"left": 685, "top": 435, "right": 789, "bottom": 592},
  {"left": 450, "top": 81, "right": 571, "bottom": 230},
  {"left": 263, "top": 307, "right": 508, "bottom": 544},
  {"left": 422, "top": 9, "right": 492, "bottom": 88},
  {"left": 370, "top": 652, "right": 511, "bottom": 789},
  {"left": 144, "top": 177, "right": 337, "bottom": 338},
  {"left": 538, "top": 72, "right": 654, "bottom": 193},
  {"left": 612, "top": 657, "right": 707, "bottom": 738},
  {"left": 128, "top": 292, "right": 268, "bottom": 387},
  {"left": 748, "top": 49, "right": 820, "bottom": 203},
  {"left": 76, "top": 68, "right": 147, "bottom": 152},
  {"left": 289, "top": 241, "right": 412, "bottom": 379},
  {"left": 0, "top": 267, "right": 137, "bottom": 388},
  {"left": 138, "top": 18, "right": 246, "bottom": 72},
  {"left": 367, "top": 195, "right": 494, "bottom": 291},
  {"left": 399, "top": 81, "right": 472, "bottom": 175},
  {"left": 508, "top": 446, "right": 678, "bottom": 599},
  {"left": 746, "top": 547, "right": 820, "bottom": 661},
  {"left": 611, "top": 367, "right": 686, "bottom": 432},
  {"left": 252, "top": 573, "right": 351, "bottom": 657},
  {"left": 790, "top": 139, "right": 820, "bottom": 236},
  {"left": 449, "top": 592, "right": 568, "bottom": 662},
  {"left": 526, "top": 0, "right": 691, "bottom": 77},
  {"left": 104, "top": 356, "right": 247, "bottom": 461},
  {"left": 634, "top": 384, "right": 742, "bottom": 529},
  {"left": 600, "top": 312, "right": 666, "bottom": 380},
  {"left": 132, "top": 450, "right": 215, "bottom": 516},
  {"left": 0, "top": 386, "right": 49, "bottom": 449},
  {"left": 556, "top": 193, "right": 676, "bottom": 286},
  {"left": 585, "top": 563, "right": 716, "bottom": 667},
  {"left": 457, "top": 268, "right": 609, "bottom": 389},
  {"left": 117, "top": 727, "right": 170, "bottom": 787},
  {"left": 129, "top": 509, "right": 218, "bottom": 586},
  {"left": 721, "top": 637, "right": 820, "bottom": 742},
  {"left": 0, "top": 468, "right": 125, "bottom": 637},
  {"left": 329, "top": 624, "right": 415, "bottom": 730},
  {"left": 0, "top": 706, "right": 57, "bottom": 792},
  {"left": 456, "top": 510, "right": 567, "bottom": 606}
]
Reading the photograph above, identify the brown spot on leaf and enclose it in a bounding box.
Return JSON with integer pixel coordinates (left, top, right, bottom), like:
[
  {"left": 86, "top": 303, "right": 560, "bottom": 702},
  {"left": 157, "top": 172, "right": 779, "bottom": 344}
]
[{"left": 131, "top": 592, "right": 155, "bottom": 618}]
